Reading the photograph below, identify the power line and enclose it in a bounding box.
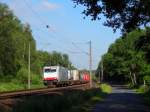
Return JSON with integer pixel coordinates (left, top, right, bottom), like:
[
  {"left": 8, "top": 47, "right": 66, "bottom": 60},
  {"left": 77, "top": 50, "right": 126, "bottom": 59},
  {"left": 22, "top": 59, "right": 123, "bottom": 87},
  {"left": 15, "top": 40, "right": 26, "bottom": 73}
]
[
  {"left": 23, "top": 0, "right": 89, "bottom": 54},
  {"left": 24, "top": 0, "right": 49, "bottom": 28},
  {"left": 72, "top": 42, "right": 89, "bottom": 55},
  {"left": 23, "top": 0, "right": 75, "bottom": 52},
  {"left": 22, "top": 0, "right": 97, "bottom": 70}
]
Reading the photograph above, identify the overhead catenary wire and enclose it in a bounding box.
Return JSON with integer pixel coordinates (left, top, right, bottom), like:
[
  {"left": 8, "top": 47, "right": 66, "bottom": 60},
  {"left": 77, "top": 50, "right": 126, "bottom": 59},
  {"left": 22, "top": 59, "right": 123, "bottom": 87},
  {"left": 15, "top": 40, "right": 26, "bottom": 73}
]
[
  {"left": 23, "top": 0, "right": 90, "bottom": 55},
  {"left": 23, "top": 0, "right": 53, "bottom": 30},
  {"left": 22, "top": 0, "right": 98, "bottom": 69},
  {"left": 72, "top": 42, "right": 89, "bottom": 55},
  {"left": 23, "top": 0, "right": 76, "bottom": 52},
  {"left": 23, "top": 0, "right": 85, "bottom": 47}
]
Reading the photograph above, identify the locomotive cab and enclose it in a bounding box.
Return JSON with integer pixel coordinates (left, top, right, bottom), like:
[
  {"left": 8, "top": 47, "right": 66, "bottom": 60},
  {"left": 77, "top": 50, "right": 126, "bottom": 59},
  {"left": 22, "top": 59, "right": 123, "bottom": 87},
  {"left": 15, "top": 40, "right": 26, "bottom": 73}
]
[
  {"left": 43, "top": 66, "right": 68, "bottom": 86},
  {"left": 43, "top": 67, "right": 58, "bottom": 86}
]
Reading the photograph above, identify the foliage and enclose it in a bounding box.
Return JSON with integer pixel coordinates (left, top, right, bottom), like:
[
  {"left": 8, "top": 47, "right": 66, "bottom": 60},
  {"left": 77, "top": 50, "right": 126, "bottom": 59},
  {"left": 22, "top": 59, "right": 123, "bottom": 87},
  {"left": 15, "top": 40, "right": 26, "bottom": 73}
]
[
  {"left": 16, "top": 68, "right": 42, "bottom": 85},
  {"left": 0, "top": 82, "right": 24, "bottom": 92},
  {"left": 97, "top": 28, "right": 150, "bottom": 86},
  {"left": 72, "top": 0, "right": 150, "bottom": 33},
  {"left": 137, "top": 85, "right": 149, "bottom": 93},
  {"left": 0, "top": 3, "right": 36, "bottom": 76},
  {"left": 99, "top": 83, "right": 112, "bottom": 93}
]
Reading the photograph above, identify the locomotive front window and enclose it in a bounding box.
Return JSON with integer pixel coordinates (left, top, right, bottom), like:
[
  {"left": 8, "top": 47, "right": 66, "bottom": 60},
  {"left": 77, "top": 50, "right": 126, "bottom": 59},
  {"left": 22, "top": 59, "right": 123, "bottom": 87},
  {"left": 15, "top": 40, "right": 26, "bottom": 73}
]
[
  {"left": 49, "top": 69, "right": 56, "bottom": 72},
  {"left": 44, "top": 69, "right": 56, "bottom": 73}
]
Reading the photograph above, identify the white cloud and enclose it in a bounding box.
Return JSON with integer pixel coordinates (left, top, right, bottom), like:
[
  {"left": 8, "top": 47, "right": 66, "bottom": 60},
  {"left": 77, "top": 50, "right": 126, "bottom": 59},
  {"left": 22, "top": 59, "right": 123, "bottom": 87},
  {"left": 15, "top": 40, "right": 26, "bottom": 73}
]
[
  {"left": 42, "top": 1, "right": 60, "bottom": 10},
  {"left": 36, "top": 1, "right": 61, "bottom": 12}
]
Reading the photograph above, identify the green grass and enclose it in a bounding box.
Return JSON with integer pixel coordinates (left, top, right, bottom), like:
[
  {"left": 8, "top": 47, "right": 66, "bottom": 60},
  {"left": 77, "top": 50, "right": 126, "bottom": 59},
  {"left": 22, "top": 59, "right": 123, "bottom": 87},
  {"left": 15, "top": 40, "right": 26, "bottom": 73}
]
[
  {"left": 99, "top": 83, "right": 112, "bottom": 93},
  {"left": 0, "top": 82, "right": 44, "bottom": 92},
  {"left": 0, "top": 82, "right": 24, "bottom": 92},
  {"left": 0, "top": 79, "right": 44, "bottom": 92},
  {"left": 0, "top": 67, "right": 44, "bottom": 92}
]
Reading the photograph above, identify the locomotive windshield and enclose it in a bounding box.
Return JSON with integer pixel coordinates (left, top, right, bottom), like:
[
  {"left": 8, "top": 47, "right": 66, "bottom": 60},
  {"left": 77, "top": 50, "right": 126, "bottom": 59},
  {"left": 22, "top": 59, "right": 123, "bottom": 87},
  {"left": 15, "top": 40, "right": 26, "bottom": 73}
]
[{"left": 44, "top": 68, "right": 56, "bottom": 73}]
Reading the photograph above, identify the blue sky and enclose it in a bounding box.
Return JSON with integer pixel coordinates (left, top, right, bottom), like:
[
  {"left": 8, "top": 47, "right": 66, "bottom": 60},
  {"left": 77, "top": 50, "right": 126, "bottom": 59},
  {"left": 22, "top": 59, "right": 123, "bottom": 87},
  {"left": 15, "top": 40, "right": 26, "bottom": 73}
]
[{"left": 1, "top": 0, "right": 121, "bottom": 70}]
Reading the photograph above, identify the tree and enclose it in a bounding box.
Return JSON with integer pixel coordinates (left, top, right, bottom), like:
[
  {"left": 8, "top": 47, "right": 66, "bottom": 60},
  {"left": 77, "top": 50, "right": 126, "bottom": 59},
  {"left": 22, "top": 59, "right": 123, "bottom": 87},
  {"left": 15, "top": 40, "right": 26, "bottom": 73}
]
[
  {"left": 0, "top": 3, "right": 36, "bottom": 77},
  {"left": 96, "top": 28, "right": 149, "bottom": 85},
  {"left": 136, "top": 27, "right": 150, "bottom": 62},
  {"left": 72, "top": 0, "right": 150, "bottom": 33},
  {"left": 0, "top": 3, "right": 17, "bottom": 76}
]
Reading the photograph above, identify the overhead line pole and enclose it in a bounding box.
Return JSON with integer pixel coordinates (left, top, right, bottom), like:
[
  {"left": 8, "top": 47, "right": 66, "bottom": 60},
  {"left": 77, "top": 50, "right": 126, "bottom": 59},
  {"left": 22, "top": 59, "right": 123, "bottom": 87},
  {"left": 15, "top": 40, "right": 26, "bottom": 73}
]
[
  {"left": 89, "top": 41, "right": 92, "bottom": 88},
  {"left": 101, "top": 59, "right": 103, "bottom": 83},
  {"left": 28, "top": 42, "right": 31, "bottom": 89}
]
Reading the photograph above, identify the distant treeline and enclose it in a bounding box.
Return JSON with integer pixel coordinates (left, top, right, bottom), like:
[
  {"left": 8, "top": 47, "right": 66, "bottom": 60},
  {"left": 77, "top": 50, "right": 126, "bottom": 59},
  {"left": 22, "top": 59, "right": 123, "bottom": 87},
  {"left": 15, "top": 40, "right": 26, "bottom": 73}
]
[
  {"left": 0, "top": 3, "right": 73, "bottom": 78},
  {"left": 97, "top": 28, "right": 150, "bottom": 86}
]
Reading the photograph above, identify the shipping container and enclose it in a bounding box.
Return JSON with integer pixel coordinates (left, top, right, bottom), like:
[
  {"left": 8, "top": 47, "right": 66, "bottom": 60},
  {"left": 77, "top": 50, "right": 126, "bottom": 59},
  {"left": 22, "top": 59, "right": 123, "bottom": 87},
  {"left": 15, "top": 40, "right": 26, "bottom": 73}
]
[{"left": 72, "top": 70, "right": 79, "bottom": 81}]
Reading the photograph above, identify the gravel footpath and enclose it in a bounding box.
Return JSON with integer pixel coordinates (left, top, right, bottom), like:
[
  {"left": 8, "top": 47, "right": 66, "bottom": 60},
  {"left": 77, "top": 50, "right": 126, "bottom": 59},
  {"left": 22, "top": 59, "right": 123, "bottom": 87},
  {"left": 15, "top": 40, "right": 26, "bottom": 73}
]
[{"left": 92, "top": 85, "right": 150, "bottom": 112}]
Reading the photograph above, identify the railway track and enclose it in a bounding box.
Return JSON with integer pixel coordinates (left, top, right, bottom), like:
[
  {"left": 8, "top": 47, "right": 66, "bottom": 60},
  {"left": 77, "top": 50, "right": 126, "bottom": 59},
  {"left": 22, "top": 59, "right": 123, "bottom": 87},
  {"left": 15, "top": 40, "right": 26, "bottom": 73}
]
[{"left": 0, "top": 83, "right": 90, "bottom": 100}]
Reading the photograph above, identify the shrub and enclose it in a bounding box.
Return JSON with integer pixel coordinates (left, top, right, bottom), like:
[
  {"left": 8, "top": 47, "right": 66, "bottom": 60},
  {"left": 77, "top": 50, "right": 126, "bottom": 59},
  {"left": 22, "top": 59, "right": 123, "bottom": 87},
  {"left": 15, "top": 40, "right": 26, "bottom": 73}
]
[
  {"left": 137, "top": 85, "right": 149, "bottom": 93},
  {"left": 16, "top": 67, "right": 42, "bottom": 85},
  {"left": 0, "top": 82, "right": 24, "bottom": 92},
  {"left": 16, "top": 68, "right": 28, "bottom": 83},
  {"left": 99, "top": 83, "right": 112, "bottom": 93}
]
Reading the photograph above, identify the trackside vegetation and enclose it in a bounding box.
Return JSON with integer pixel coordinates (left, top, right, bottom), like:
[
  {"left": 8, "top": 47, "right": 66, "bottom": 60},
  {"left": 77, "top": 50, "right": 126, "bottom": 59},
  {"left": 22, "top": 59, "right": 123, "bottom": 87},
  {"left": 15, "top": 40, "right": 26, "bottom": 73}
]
[
  {"left": 97, "top": 28, "right": 150, "bottom": 86},
  {"left": 0, "top": 3, "right": 74, "bottom": 92},
  {"left": 0, "top": 84, "right": 111, "bottom": 112},
  {"left": 99, "top": 83, "right": 112, "bottom": 93},
  {"left": 96, "top": 28, "right": 150, "bottom": 106}
]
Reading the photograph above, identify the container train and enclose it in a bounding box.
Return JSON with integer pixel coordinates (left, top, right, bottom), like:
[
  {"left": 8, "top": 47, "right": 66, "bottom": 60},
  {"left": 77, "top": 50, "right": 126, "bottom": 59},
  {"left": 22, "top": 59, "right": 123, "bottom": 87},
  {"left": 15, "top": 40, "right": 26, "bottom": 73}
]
[{"left": 43, "top": 66, "right": 90, "bottom": 86}]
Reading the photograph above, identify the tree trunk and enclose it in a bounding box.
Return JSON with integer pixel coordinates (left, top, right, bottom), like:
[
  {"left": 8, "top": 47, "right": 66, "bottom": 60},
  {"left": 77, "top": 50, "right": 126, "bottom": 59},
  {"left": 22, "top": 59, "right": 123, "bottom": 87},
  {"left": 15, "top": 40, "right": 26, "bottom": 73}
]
[
  {"left": 130, "top": 71, "right": 135, "bottom": 85},
  {"left": 133, "top": 72, "right": 137, "bottom": 85}
]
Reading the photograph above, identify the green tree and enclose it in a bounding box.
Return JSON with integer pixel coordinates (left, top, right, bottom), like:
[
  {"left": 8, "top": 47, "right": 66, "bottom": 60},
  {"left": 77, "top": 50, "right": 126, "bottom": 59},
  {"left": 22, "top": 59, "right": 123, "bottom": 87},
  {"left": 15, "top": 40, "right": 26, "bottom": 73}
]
[
  {"left": 0, "top": 3, "right": 36, "bottom": 77},
  {"left": 72, "top": 0, "right": 150, "bottom": 33},
  {"left": 97, "top": 29, "right": 149, "bottom": 85},
  {"left": 0, "top": 4, "right": 17, "bottom": 76}
]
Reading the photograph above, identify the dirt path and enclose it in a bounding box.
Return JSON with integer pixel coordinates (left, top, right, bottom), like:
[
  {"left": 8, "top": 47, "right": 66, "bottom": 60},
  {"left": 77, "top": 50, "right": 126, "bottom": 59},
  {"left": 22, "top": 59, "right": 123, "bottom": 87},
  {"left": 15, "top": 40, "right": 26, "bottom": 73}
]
[{"left": 92, "top": 85, "right": 150, "bottom": 112}]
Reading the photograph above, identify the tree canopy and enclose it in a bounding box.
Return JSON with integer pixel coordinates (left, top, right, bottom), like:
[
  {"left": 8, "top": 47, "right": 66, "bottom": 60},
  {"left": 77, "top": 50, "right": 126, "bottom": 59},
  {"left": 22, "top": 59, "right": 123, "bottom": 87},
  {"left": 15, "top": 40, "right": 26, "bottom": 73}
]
[
  {"left": 97, "top": 28, "right": 150, "bottom": 85},
  {"left": 72, "top": 0, "right": 150, "bottom": 33}
]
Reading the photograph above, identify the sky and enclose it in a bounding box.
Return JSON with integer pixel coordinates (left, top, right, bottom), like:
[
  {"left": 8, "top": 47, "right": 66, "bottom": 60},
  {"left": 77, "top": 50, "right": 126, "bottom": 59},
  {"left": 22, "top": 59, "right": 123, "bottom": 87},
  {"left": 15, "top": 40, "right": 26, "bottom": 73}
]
[{"left": 1, "top": 0, "right": 121, "bottom": 70}]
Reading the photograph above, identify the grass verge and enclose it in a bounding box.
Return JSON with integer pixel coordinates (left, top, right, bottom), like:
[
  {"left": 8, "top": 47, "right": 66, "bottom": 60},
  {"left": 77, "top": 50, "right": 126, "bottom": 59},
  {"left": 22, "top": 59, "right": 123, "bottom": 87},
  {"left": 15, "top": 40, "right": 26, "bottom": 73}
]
[
  {"left": 137, "top": 85, "right": 150, "bottom": 106},
  {"left": 6, "top": 83, "right": 111, "bottom": 112},
  {"left": 0, "top": 80, "right": 44, "bottom": 92}
]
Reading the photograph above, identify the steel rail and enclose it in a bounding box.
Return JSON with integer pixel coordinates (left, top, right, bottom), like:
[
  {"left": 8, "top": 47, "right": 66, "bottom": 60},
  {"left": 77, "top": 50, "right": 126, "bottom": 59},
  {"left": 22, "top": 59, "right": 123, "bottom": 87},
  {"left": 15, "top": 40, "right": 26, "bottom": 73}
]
[{"left": 0, "top": 83, "right": 89, "bottom": 99}]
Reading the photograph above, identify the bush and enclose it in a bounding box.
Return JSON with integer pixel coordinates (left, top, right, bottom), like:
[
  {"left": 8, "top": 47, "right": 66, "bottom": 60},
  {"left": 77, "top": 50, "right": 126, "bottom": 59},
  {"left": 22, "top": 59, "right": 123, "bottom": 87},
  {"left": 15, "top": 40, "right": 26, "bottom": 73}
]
[
  {"left": 16, "top": 68, "right": 28, "bottom": 83},
  {"left": 0, "top": 82, "right": 24, "bottom": 92},
  {"left": 137, "top": 85, "right": 149, "bottom": 93},
  {"left": 16, "top": 67, "right": 42, "bottom": 85},
  {"left": 144, "top": 75, "right": 150, "bottom": 85},
  {"left": 0, "top": 67, "right": 43, "bottom": 92},
  {"left": 99, "top": 83, "right": 112, "bottom": 93}
]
